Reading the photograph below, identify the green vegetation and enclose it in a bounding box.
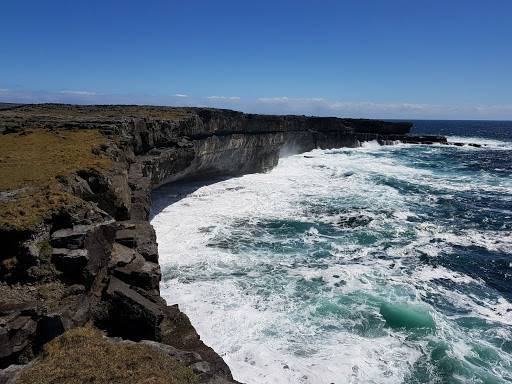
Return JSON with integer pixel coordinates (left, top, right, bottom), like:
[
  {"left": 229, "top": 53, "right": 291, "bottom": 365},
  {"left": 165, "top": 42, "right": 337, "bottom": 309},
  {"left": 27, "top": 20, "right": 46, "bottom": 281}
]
[
  {"left": 35, "top": 281, "right": 66, "bottom": 311},
  {"left": 37, "top": 240, "right": 53, "bottom": 258},
  {"left": 17, "top": 326, "right": 198, "bottom": 384},
  {"left": 0, "top": 129, "right": 111, "bottom": 230}
]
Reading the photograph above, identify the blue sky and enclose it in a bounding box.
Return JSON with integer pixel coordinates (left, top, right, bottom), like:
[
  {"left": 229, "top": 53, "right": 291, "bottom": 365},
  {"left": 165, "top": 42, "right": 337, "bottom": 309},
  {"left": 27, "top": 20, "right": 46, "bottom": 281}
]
[{"left": 1, "top": 0, "right": 511, "bottom": 119}]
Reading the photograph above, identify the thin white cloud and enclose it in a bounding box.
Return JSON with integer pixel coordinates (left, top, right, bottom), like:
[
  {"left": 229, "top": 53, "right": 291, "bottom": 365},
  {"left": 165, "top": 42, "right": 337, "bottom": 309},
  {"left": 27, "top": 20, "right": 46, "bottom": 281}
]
[
  {"left": 207, "top": 96, "right": 241, "bottom": 101},
  {"left": 1, "top": 89, "right": 511, "bottom": 119},
  {"left": 257, "top": 97, "right": 289, "bottom": 103},
  {"left": 251, "top": 97, "right": 512, "bottom": 119},
  {"left": 173, "top": 93, "right": 189, "bottom": 98},
  {"left": 257, "top": 96, "right": 325, "bottom": 103},
  {"left": 59, "top": 90, "right": 97, "bottom": 96}
]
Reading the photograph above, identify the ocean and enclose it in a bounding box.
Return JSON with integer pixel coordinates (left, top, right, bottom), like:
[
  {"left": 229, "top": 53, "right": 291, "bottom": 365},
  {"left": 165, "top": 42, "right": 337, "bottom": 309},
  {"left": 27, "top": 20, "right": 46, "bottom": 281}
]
[{"left": 151, "top": 120, "right": 512, "bottom": 383}]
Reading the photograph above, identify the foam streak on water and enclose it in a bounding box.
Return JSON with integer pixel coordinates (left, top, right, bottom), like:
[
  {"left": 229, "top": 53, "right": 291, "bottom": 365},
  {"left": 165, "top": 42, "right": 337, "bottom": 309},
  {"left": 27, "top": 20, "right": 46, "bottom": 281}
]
[{"left": 151, "top": 140, "right": 512, "bottom": 383}]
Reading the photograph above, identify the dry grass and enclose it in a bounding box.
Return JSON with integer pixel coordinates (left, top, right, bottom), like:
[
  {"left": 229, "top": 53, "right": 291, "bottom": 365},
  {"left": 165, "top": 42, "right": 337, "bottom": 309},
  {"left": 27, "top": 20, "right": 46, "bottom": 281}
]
[
  {"left": 0, "top": 186, "right": 85, "bottom": 231},
  {"left": 17, "top": 326, "right": 198, "bottom": 384},
  {"left": 0, "top": 104, "right": 192, "bottom": 122},
  {"left": 0, "top": 129, "right": 111, "bottom": 230},
  {"left": 0, "top": 129, "right": 110, "bottom": 190}
]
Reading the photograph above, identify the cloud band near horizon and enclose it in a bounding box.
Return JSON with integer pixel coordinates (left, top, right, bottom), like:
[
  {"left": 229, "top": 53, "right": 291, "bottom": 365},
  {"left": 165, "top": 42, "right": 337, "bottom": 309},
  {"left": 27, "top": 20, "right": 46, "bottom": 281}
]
[{"left": 0, "top": 89, "right": 511, "bottom": 120}]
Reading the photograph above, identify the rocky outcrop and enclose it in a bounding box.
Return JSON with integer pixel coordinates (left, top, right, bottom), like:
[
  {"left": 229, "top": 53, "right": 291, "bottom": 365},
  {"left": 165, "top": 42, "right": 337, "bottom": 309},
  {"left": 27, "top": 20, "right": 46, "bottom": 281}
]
[{"left": 0, "top": 104, "right": 435, "bottom": 383}]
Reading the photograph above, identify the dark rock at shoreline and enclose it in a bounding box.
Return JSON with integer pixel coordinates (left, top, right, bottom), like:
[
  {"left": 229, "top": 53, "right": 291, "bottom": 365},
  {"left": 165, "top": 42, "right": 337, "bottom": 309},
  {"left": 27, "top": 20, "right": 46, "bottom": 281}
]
[
  {"left": 337, "top": 215, "right": 373, "bottom": 228},
  {"left": 114, "top": 221, "right": 159, "bottom": 263}
]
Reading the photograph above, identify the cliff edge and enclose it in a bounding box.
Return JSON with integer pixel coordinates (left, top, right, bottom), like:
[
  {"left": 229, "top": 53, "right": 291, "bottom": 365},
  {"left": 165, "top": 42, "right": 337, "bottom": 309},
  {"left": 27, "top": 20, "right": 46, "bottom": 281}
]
[{"left": 0, "top": 104, "right": 433, "bottom": 383}]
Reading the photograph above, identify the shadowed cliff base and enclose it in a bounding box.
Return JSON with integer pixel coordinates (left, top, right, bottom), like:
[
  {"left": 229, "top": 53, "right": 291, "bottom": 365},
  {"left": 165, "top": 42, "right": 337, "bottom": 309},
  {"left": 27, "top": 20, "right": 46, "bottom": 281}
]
[{"left": 150, "top": 178, "right": 230, "bottom": 219}]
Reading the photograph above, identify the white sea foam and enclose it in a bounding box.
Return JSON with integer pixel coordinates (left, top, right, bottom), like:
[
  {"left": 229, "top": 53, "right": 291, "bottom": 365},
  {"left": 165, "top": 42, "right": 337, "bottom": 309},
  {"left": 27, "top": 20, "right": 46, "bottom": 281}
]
[{"left": 152, "top": 143, "right": 512, "bottom": 383}]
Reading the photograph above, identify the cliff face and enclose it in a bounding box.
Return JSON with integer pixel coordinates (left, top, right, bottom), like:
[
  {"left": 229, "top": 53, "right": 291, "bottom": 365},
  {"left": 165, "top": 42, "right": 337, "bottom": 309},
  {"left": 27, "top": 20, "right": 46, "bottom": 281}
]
[
  {"left": 0, "top": 104, "right": 426, "bottom": 383},
  {"left": 122, "top": 109, "right": 414, "bottom": 218}
]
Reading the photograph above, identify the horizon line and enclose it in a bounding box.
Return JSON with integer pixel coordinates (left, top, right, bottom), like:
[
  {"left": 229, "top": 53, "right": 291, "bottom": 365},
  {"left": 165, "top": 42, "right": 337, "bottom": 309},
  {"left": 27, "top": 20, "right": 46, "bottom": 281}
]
[{"left": 1, "top": 101, "right": 512, "bottom": 123}]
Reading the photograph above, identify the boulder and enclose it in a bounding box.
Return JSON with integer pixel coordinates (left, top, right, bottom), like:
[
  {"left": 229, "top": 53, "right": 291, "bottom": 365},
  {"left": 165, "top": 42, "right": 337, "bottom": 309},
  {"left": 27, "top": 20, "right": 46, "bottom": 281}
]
[
  {"left": 59, "top": 174, "right": 94, "bottom": 199},
  {"left": 115, "top": 221, "right": 158, "bottom": 262},
  {"left": 76, "top": 169, "right": 131, "bottom": 221},
  {"left": 50, "top": 227, "right": 88, "bottom": 250},
  {"left": 82, "top": 223, "right": 116, "bottom": 286},
  {"left": 109, "top": 243, "right": 137, "bottom": 267},
  {"left": 111, "top": 243, "right": 161, "bottom": 291},
  {"left": 0, "top": 314, "right": 37, "bottom": 367},
  {"left": 51, "top": 248, "right": 89, "bottom": 278},
  {"left": 114, "top": 257, "right": 160, "bottom": 292},
  {"left": 103, "top": 276, "right": 163, "bottom": 341},
  {"left": 0, "top": 282, "right": 94, "bottom": 369}
]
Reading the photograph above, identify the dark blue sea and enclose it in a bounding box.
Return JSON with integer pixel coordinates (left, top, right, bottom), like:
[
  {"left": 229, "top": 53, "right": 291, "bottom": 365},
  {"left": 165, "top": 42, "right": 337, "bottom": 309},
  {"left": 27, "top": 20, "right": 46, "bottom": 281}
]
[
  {"left": 411, "top": 120, "right": 512, "bottom": 142},
  {"left": 152, "top": 120, "right": 512, "bottom": 383}
]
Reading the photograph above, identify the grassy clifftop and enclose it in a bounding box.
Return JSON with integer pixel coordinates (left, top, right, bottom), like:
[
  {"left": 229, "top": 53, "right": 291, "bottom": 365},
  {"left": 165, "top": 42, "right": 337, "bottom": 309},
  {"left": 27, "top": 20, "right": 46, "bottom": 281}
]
[
  {"left": 17, "top": 326, "right": 198, "bottom": 384},
  {"left": 0, "top": 129, "right": 111, "bottom": 230},
  {"left": 0, "top": 104, "right": 192, "bottom": 124}
]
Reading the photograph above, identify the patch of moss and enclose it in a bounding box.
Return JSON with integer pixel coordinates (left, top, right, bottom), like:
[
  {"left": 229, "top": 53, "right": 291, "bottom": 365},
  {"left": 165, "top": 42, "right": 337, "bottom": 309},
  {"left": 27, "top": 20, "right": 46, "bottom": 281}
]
[
  {"left": 35, "top": 281, "right": 66, "bottom": 311},
  {"left": 23, "top": 240, "right": 57, "bottom": 281},
  {"left": 0, "top": 129, "right": 111, "bottom": 230},
  {"left": 17, "top": 326, "right": 198, "bottom": 384},
  {"left": 37, "top": 240, "right": 52, "bottom": 259},
  {"left": 36, "top": 281, "right": 64, "bottom": 300}
]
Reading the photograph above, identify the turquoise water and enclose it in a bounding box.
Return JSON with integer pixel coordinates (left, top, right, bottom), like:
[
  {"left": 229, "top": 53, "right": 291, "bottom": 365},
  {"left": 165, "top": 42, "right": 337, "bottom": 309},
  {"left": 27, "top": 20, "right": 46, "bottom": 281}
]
[{"left": 152, "top": 135, "right": 512, "bottom": 383}]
